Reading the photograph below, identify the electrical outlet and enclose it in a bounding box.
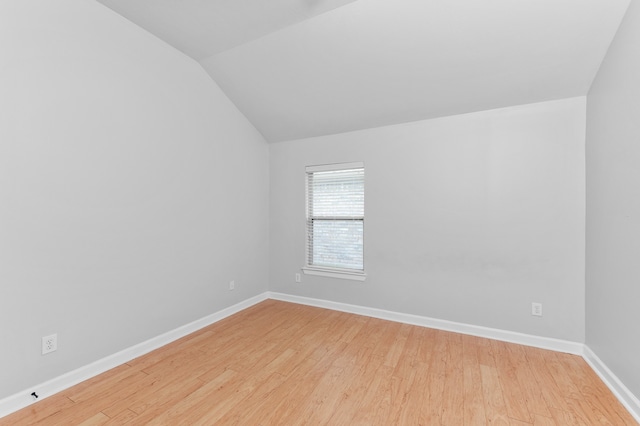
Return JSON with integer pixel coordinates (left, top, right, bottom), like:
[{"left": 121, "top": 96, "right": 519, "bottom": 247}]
[
  {"left": 531, "top": 302, "right": 543, "bottom": 317},
  {"left": 42, "top": 334, "right": 57, "bottom": 355},
  {"left": 295, "top": 273, "right": 301, "bottom": 283},
  {"left": 229, "top": 280, "right": 235, "bottom": 291}
]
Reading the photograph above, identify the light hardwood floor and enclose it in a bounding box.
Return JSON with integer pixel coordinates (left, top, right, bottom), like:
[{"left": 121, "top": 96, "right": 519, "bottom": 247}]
[{"left": 2, "top": 299, "right": 637, "bottom": 425}]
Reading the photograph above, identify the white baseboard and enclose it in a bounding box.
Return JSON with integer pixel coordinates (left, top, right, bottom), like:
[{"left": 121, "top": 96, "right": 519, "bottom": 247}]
[
  {"left": 269, "top": 292, "right": 640, "bottom": 422},
  {"left": 582, "top": 346, "right": 640, "bottom": 423},
  {"left": 268, "top": 292, "right": 584, "bottom": 355},
  {"left": 0, "top": 292, "right": 269, "bottom": 419},
  {"left": 4, "top": 291, "right": 638, "bottom": 424}
]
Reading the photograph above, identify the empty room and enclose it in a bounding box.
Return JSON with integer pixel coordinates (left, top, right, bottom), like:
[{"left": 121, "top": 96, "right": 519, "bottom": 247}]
[{"left": 1, "top": 0, "right": 639, "bottom": 424}]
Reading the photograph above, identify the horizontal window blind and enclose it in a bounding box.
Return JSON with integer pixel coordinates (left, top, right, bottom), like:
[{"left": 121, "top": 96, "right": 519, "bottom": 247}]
[{"left": 306, "top": 164, "right": 364, "bottom": 271}]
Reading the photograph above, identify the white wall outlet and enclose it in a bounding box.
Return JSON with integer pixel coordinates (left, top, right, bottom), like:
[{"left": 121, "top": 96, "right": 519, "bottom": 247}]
[
  {"left": 531, "top": 302, "right": 543, "bottom": 317},
  {"left": 42, "top": 334, "right": 57, "bottom": 355},
  {"left": 295, "top": 273, "right": 301, "bottom": 283},
  {"left": 229, "top": 280, "right": 235, "bottom": 291}
]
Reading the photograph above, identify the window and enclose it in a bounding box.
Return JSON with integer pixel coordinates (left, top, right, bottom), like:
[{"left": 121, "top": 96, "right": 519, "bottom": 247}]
[{"left": 304, "top": 162, "right": 365, "bottom": 281}]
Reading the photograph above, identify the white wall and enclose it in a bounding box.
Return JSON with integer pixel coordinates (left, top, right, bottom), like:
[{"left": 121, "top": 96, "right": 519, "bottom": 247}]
[
  {"left": 0, "top": 0, "right": 269, "bottom": 399},
  {"left": 586, "top": 0, "right": 640, "bottom": 399},
  {"left": 270, "top": 97, "right": 586, "bottom": 342}
]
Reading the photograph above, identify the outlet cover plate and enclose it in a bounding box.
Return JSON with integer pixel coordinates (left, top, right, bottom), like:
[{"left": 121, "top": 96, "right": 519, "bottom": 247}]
[
  {"left": 42, "top": 334, "right": 57, "bottom": 355},
  {"left": 531, "top": 302, "right": 543, "bottom": 317}
]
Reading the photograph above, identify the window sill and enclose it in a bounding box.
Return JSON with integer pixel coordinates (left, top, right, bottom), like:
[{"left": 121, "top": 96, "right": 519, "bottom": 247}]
[{"left": 302, "top": 266, "right": 366, "bottom": 281}]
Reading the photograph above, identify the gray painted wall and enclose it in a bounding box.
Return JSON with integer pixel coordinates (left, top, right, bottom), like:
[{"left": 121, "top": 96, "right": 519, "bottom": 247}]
[
  {"left": 270, "top": 98, "right": 586, "bottom": 342},
  {"left": 586, "top": 0, "right": 640, "bottom": 400},
  {"left": 0, "top": 0, "right": 269, "bottom": 399},
  {"left": 7, "top": 0, "right": 638, "bottom": 409}
]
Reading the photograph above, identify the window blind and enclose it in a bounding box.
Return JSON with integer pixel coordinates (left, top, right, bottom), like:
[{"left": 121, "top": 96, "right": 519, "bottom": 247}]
[{"left": 306, "top": 163, "right": 364, "bottom": 272}]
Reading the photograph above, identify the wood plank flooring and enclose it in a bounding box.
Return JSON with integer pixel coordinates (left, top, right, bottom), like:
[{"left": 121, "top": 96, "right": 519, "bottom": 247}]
[{"left": 2, "top": 300, "right": 637, "bottom": 425}]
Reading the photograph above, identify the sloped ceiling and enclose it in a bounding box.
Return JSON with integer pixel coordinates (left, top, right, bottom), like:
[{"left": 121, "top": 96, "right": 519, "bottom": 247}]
[
  {"left": 97, "top": 0, "right": 630, "bottom": 142},
  {"left": 96, "top": 0, "right": 357, "bottom": 60}
]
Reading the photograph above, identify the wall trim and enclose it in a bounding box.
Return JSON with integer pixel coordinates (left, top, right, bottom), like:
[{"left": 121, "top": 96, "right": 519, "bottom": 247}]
[
  {"left": 582, "top": 346, "right": 640, "bottom": 423},
  {"left": 268, "top": 292, "right": 584, "bottom": 354},
  {"left": 269, "top": 292, "right": 640, "bottom": 422},
  {"left": 3, "top": 292, "right": 638, "bottom": 424},
  {"left": 0, "top": 292, "right": 269, "bottom": 419}
]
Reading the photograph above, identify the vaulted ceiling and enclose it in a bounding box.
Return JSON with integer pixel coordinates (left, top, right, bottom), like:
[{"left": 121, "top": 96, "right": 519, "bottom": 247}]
[{"left": 97, "top": 0, "right": 630, "bottom": 142}]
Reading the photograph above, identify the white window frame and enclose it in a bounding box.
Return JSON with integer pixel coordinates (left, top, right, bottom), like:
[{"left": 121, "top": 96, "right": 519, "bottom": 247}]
[{"left": 303, "top": 162, "right": 366, "bottom": 281}]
